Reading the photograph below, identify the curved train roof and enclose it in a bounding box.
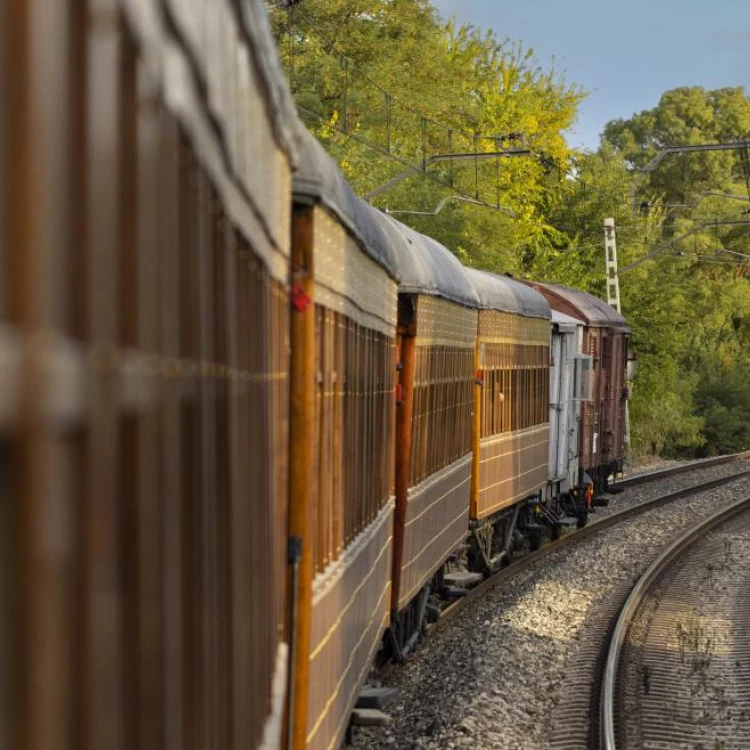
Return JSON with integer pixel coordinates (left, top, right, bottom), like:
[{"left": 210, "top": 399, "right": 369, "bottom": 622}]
[
  {"left": 526, "top": 282, "right": 630, "bottom": 331},
  {"left": 292, "top": 127, "right": 399, "bottom": 279},
  {"left": 551, "top": 309, "right": 584, "bottom": 326},
  {"left": 240, "top": 0, "right": 299, "bottom": 162},
  {"left": 372, "top": 211, "right": 480, "bottom": 309},
  {"left": 467, "top": 269, "right": 551, "bottom": 319}
]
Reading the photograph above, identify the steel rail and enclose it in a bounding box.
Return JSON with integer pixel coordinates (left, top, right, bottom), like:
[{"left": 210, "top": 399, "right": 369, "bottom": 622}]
[
  {"left": 600, "top": 493, "right": 750, "bottom": 750},
  {"left": 611, "top": 451, "right": 750, "bottom": 490},
  {"left": 435, "top": 467, "right": 750, "bottom": 626}
]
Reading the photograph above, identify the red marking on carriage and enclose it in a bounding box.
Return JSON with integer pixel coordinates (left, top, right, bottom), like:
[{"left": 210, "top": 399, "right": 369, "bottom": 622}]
[{"left": 290, "top": 285, "right": 311, "bottom": 312}]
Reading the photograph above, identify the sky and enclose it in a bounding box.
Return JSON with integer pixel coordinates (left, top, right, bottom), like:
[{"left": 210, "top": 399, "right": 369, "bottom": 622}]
[{"left": 433, "top": 0, "right": 750, "bottom": 151}]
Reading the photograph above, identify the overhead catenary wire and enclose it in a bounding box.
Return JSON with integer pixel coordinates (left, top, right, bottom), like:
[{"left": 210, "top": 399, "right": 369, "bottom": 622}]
[
  {"left": 286, "top": 5, "right": 631, "bottom": 214},
  {"left": 284, "top": 4, "right": 750, "bottom": 257},
  {"left": 620, "top": 220, "right": 750, "bottom": 274},
  {"left": 297, "top": 105, "right": 518, "bottom": 215}
]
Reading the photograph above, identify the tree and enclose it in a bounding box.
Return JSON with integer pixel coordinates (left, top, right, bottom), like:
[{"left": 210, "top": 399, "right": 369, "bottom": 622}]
[
  {"left": 551, "top": 87, "right": 750, "bottom": 457},
  {"left": 270, "top": 0, "right": 582, "bottom": 263}
]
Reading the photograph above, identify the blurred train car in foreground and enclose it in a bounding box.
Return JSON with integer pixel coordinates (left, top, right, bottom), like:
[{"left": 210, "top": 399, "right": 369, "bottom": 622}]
[{"left": 0, "top": 1, "right": 298, "bottom": 748}]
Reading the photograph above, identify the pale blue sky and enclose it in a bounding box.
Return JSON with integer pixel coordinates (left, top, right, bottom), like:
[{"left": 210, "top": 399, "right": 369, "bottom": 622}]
[{"left": 434, "top": 0, "right": 750, "bottom": 150}]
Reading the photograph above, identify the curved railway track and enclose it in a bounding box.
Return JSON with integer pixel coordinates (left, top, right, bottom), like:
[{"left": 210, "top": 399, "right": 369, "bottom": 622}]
[
  {"left": 437, "top": 456, "right": 750, "bottom": 627},
  {"left": 601, "top": 493, "right": 750, "bottom": 749},
  {"left": 360, "top": 455, "right": 750, "bottom": 750}
]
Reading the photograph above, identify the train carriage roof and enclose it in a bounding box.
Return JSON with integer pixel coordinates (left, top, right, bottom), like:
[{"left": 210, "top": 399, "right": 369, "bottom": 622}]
[
  {"left": 239, "top": 0, "right": 300, "bottom": 161},
  {"left": 292, "top": 127, "right": 399, "bottom": 279},
  {"left": 466, "top": 269, "right": 551, "bottom": 319},
  {"left": 551, "top": 309, "right": 584, "bottom": 334},
  {"left": 525, "top": 282, "right": 630, "bottom": 331},
  {"left": 371, "top": 212, "right": 480, "bottom": 309}
]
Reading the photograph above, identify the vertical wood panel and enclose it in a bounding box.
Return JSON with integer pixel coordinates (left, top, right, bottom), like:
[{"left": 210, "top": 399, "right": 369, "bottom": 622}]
[
  {"left": 135, "top": 59, "right": 163, "bottom": 750},
  {"left": 83, "top": 2, "right": 122, "bottom": 747},
  {"left": 159, "top": 117, "right": 183, "bottom": 750},
  {"left": 288, "top": 206, "right": 316, "bottom": 750}
]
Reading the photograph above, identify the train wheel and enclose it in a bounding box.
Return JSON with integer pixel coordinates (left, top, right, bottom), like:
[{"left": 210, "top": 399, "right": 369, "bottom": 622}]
[{"left": 527, "top": 527, "right": 543, "bottom": 551}]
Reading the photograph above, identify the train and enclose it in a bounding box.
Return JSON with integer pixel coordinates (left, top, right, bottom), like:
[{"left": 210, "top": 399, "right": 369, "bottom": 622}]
[{"left": 0, "top": 2, "right": 631, "bottom": 750}]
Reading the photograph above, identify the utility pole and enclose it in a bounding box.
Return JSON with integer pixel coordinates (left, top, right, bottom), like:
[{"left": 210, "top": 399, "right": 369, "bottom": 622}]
[
  {"left": 604, "top": 218, "right": 621, "bottom": 312},
  {"left": 604, "top": 218, "right": 631, "bottom": 463}
]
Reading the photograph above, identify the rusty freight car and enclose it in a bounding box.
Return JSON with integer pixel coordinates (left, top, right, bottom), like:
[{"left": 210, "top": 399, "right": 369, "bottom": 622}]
[{"left": 526, "top": 283, "right": 631, "bottom": 492}]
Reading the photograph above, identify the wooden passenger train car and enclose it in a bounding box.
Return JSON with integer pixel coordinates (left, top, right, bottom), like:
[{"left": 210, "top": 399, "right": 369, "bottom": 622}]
[
  {"left": 465, "top": 270, "right": 555, "bottom": 558},
  {"left": 374, "top": 213, "right": 480, "bottom": 653},
  {"left": 288, "top": 128, "right": 400, "bottom": 750},
  {"left": 527, "top": 283, "right": 632, "bottom": 491}
]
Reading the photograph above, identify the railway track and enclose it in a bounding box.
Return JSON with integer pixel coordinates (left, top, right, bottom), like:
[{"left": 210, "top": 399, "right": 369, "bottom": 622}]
[
  {"left": 437, "top": 455, "right": 750, "bottom": 626},
  {"left": 601, "top": 493, "right": 750, "bottom": 749},
  {"left": 359, "top": 455, "right": 750, "bottom": 750},
  {"left": 610, "top": 451, "right": 750, "bottom": 489}
]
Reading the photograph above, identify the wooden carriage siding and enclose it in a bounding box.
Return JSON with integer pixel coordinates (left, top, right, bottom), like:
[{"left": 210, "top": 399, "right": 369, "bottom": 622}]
[
  {"left": 476, "top": 426, "right": 550, "bottom": 518},
  {"left": 306, "top": 502, "right": 393, "bottom": 750},
  {"left": 390, "top": 295, "right": 477, "bottom": 612},
  {"left": 396, "top": 456, "right": 472, "bottom": 610},
  {"left": 290, "top": 147, "right": 399, "bottom": 750},
  {"left": 311, "top": 208, "right": 398, "bottom": 573},
  {"left": 0, "top": 3, "right": 295, "bottom": 750},
  {"left": 473, "top": 310, "right": 551, "bottom": 518},
  {"left": 409, "top": 296, "right": 477, "bottom": 485}
]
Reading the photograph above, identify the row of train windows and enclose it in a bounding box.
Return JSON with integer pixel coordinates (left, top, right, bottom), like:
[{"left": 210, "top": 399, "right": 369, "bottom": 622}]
[
  {"left": 409, "top": 346, "right": 474, "bottom": 486},
  {"left": 481, "top": 366, "right": 549, "bottom": 438},
  {"left": 312, "top": 306, "right": 396, "bottom": 573}
]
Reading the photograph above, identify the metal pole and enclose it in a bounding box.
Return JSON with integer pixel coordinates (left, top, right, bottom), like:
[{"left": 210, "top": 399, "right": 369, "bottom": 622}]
[
  {"left": 604, "top": 218, "right": 621, "bottom": 313},
  {"left": 604, "top": 218, "right": 631, "bottom": 463}
]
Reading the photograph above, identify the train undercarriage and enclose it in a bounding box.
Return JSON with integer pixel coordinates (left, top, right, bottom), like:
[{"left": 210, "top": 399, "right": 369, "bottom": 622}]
[{"left": 384, "top": 487, "right": 591, "bottom": 661}]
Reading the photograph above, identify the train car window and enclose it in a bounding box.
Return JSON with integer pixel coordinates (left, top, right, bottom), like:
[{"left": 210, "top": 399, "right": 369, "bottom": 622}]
[
  {"left": 314, "top": 307, "right": 396, "bottom": 572},
  {"left": 574, "top": 355, "right": 594, "bottom": 401}
]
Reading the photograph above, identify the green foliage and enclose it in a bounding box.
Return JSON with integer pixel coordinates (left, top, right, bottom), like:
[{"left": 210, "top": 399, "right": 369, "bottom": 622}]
[
  {"left": 270, "top": 0, "right": 583, "bottom": 263},
  {"left": 694, "top": 359, "right": 750, "bottom": 455},
  {"left": 543, "top": 88, "right": 750, "bottom": 458},
  {"left": 270, "top": 4, "right": 750, "bottom": 458}
]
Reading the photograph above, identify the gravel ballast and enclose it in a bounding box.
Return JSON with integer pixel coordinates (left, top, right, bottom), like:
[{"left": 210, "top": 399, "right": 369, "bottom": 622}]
[{"left": 356, "top": 459, "right": 750, "bottom": 750}]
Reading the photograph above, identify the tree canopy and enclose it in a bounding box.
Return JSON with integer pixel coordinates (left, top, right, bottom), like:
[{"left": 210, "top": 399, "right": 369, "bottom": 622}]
[
  {"left": 270, "top": 0, "right": 583, "bottom": 271},
  {"left": 271, "top": 1, "right": 750, "bottom": 457},
  {"left": 535, "top": 87, "right": 750, "bottom": 456}
]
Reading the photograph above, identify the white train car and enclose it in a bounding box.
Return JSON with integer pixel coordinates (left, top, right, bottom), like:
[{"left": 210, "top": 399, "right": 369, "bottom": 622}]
[{"left": 547, "top": 310, "right": 591, "bottom": 525}]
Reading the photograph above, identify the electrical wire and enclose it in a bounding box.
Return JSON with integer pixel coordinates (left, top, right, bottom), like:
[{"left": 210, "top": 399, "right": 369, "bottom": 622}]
[{"left": 296, "top": 106, "right": 515, "bottom": 215}]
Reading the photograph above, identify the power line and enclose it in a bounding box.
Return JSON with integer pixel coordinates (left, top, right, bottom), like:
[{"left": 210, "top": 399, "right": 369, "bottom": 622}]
[
  {"left": 297, "top": 106, "right": 516, "bottom": 215},
  {"left": 288, "top": 5, "right": 508, "bottom": 143},
  {"left": 620, "top": 220, "right": 750, "bottom": 274},
  {"left": 286, "top": 5, "right": 632, "bottom": 215}
]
